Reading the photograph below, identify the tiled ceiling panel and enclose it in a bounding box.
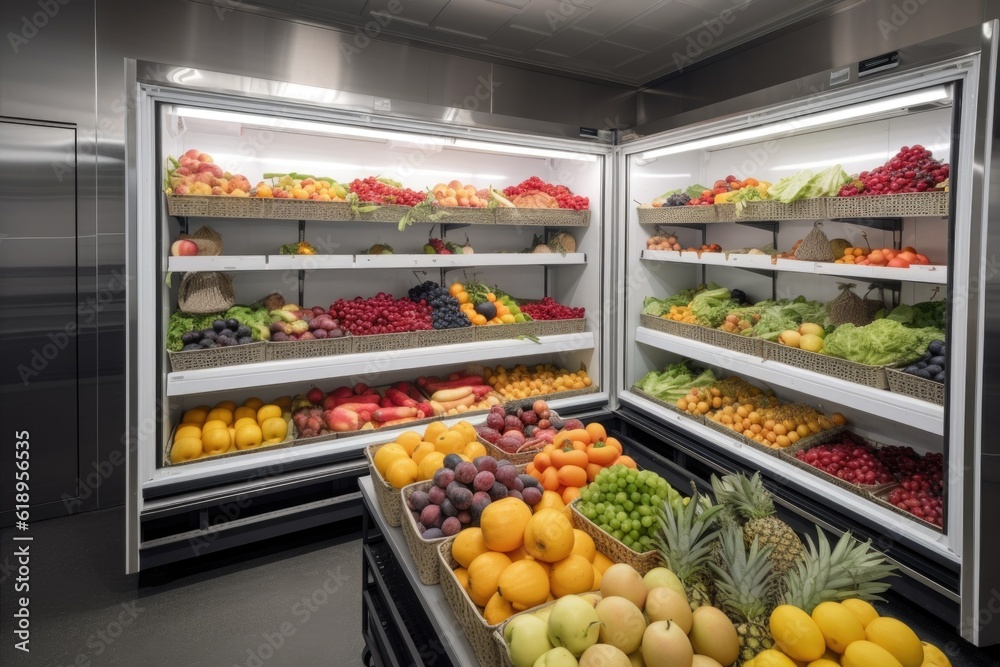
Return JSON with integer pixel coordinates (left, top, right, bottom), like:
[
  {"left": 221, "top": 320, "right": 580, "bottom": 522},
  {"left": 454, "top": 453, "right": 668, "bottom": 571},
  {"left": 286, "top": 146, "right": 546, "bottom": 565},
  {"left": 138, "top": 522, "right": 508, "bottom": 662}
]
[{"left": 232, "top": 0, "right": 836, "bottom": 86}]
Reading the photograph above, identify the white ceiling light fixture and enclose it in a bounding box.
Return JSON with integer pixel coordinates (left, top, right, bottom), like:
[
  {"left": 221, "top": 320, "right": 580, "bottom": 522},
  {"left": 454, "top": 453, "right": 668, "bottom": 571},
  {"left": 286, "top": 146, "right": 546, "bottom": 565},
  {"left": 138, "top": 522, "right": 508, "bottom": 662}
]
[
  {"left": 640, "top": 87, "right": 950, "bottom": 160},
  {"left": 452, "top": 139, "right": 598, "bottom": 162},
  {"left": 769, "top": 143, "right": 950, "bottom": 172}
]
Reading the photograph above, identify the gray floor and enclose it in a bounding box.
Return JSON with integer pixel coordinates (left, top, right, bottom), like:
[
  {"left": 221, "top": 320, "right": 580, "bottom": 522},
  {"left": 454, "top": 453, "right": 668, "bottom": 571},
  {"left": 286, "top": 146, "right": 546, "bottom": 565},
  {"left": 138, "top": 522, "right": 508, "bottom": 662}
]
[{"left": 0, "top": 508, "right": 365, "bottom": 667}]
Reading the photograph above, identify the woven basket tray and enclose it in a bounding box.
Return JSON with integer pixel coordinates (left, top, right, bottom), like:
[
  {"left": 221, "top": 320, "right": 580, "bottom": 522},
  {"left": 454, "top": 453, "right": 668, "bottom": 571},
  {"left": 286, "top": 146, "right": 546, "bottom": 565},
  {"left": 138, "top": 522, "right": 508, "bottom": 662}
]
[
  {"left": 636, "top": 205, "right": 717, "bottom": 224},
  {"left": 570, "top": 500, "right": 660, "bottom": 575},
  {"left": 698, "top": 327, "right": 765, "bottom": 357},
  {"left": 353, "top": 204, "right": 420, "bottom": 224},
  {"left": 669, "top": 320, "right": 709, "bottom": 342},
  {"left": 739, "top": 198, "right": 826, "bottom": 221},
  {"left": 167, "top": 341, "right": 266, "bottom": 371},
  {"left": 702, "top": 416, "right": 784, "bottom": 459},
  {"left": 885, "top": 368, "right": 945, "bottom": 406},
  {"left": 438, "top": 538, "right": 506, "bottom": 667},
  {"left": 474, "top": 321, "right": 538, "bottom": 342},
  {"left": 869, "top": 486, "right": 944, "bottom": 532},
  {"left": 824, "top": 191, "right": 949, "bottom": 219},
  {"left": 418, "top": 327, "right": 477, "bottom": 347},
  {"left": 264, "top": 335, "right": 352, "bottom": 360},
  {"left": 166, "top": 194, "right": 265, "bottom": 219},
  {"left": 399, "top": 481, "right": 448, "bottom": 585},
  {"left": 630, "top": 387, "right": 706, "bottom": 425},
  {"left": 351, "top": 330, "right": 422, "bottom": 353},
  {"left": 435, "top": 207, "right": 496, "bottom": 225},
  {"left": 762, "top": 341, "right": 889, "bottom": 389},
  {"left": 494, "top": 208, "right": 590, "bottom": 227},
  {"left": 777, "top": 431, "right": 896, "bottom": 499},
  {"left": 163, "top": 418, "right": 295, "bottom": 467},
  {"left": 639, "top": 313, "right": 686, "bottom": 337},
  {"left": 531, "top": 318, "right": 586, "bottom": 336},
  {"left": 364, "top": 443, "right": 403, "bottom": 527}
]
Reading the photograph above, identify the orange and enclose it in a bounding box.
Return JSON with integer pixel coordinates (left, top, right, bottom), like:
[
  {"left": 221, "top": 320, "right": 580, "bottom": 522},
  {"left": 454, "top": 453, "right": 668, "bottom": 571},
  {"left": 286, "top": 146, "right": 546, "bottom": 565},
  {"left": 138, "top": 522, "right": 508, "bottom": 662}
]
[
  {"left": 453, "top": 567, "right": 469, "bottom": 592},
  {"left": 449, "top": 282, "right": 464, "bottom": 297},
  {"left": 214, "top": 400, "right": 237, "bottom": 412},
  {"left": 467, "top": 552, "right": 512, "bottom": 607},
  {"left": 205, "top": 407, "right": 234, "bottom": 426},
  {"left": 463, "top": 441, "right": 487, "bottom": 460},
  {"left": 256, "top": 404, "right": 282, "bottom": 423},
  {"left": 395, "top": 431, "right": 422, "bottom": 456},
  {"left": 593, "top": 551, "right": 614, "bottom": 575},
  {"left": 534, "top": 490, "right": 568, "bottom": 517},
  {"left": 235, "top": 423, "right": 263, "bottom": 450},
  {"left": 242, "top": 397, "right": 264, "bottom": 410},
  {"left": 417, "top": 452, "right": 446, "bottom": 481},
  {"left": 570, "top": 529, "right": 597, "bottom": 562},
  {"left": 181, "top": 408, "right": 209, "bottom": 425},
  {"left": 385, "top": 458, "right": 419, "bottom": 489},
  {"left": 202, "top": 428, "right": 231, "bottom": 455},
  {"left": 497, "top": 560, "right": 550, "bottom": 611},
  {"left": 483, "top": 592, "right": 515, "bottom": 624},
  {"left": 411, "top": 441, "right": 436, "bottom": 464},
  {"left": 504, "top": 545, "right": 532, "bottom": 562},
  {"left": 453, "top": 528, "right": 490, "bottom": 569},
  {"left": 549, "top": 554, "right": 595, "bottom": 598},
  {"left": 234, "top": 406, "right": 258, "bottom": 423},
  {"left": 523, "top": 509, "right": 575, "bottom": 563},
  {"left": 423, "top": 421, "right": 449, "bottom": 442},
  {"left": 591, "top": 564, "right": 603, "bottom": 591},
  {"left": 481, "top": 498, "right": 533, "bottom": 552},
  {"left": 434, "top": 430, "right": 466, "bottom": 455},
  {"left": 451, "top": 421, "right": 477, "bottom": 444},
  {"left": 373, "top": 443, "right": 409, "bottom": 476}
]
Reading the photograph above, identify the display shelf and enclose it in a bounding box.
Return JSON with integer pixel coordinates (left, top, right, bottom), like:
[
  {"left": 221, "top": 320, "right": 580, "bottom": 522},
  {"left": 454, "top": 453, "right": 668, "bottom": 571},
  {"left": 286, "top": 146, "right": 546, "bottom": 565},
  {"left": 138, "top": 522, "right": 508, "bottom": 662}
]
[
  {"left": 640, "top": 250, "right": 948, "bottom": 284},
  {"left": 618, "top": 390, "right": 955, "bottom": 561},
  {"left": 165, "top": 332, "right": 595, "bottom": 396},
  {"left": 167, "top": 255, "right": 268, "bottom": 271},
  {"left": 360, "top": 476, "right": 478, "bottom": 666},
  {"left": 354, "top": 252, "right": 587, "bottom": 269},
  {"left": 635, "top": 327, "right": 944, "bottom": 435},
  {"left": 265, "top": 254, "right": 355, "bottom": 270}
]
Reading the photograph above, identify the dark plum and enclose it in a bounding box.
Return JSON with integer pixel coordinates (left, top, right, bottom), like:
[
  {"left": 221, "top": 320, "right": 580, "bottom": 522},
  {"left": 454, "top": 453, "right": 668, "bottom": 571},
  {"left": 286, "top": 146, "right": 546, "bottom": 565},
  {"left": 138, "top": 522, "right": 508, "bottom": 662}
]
[
  {"left": 420, "top": 504, "right": 442, "bottom": 528},
  {"left": 521, "top": 486, "right": 542, "bottom": 506},
  {"left": 443, "top": 453, "right": 464, "bottom": 470},
  {"left": 473, "top": 471, "right": 495, "bottom": 493},
  {"left": 440, "top": 517, "right": 462, "bottom": 537},
  {"left": 473, "top": 456, "right": 498, "bottom": 474},
  {"left": 450, "top": 486, "right": 473, "bottom": 511},
  {"left": 457, "top": 510, "right": 472, "bottom": 525},
  {"left": 427, "top": 486, "right": 446, "bottom": 505},
  {"left": 517, "top": 474, "right": 540, "bottom": 489},
  {"left": 495, "top": 465, "right": 518, "bottom": 489},
  {"left": 507, "top": 489, "right": 523, "bottom": 502},
  {"left": 212, "top": 320, "right": 227, "bottom": 333},
  {"left": 454, "top": 462, "right": 478, "bottom": 485},
  {"left": 512, "top": 477, "right": 524, "bottom": 492},
  {"left": 488, "top": 482, "right": 509, "bottom": 501},
  {"left": 408, "top": 490, "right": 430, "bottom": 512},
  {"left": 422, "top": 527, "right": 444, "bottom": 539},
  {"left": 439, "top": 499, "right": 458, "bottom": 518},
  {"left": 433, "top": 468, "right": 456, "bottom": 489},
  {"left": 226, "top": 318, "right": 240, "bottom": 331}
]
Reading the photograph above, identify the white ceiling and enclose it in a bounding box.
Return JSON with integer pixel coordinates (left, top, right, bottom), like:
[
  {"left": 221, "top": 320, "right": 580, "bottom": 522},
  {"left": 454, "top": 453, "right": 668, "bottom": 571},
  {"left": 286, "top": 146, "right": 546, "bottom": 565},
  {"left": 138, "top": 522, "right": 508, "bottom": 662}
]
[{"left": 237, "top": 0, "right": 838, "bottom": 86}]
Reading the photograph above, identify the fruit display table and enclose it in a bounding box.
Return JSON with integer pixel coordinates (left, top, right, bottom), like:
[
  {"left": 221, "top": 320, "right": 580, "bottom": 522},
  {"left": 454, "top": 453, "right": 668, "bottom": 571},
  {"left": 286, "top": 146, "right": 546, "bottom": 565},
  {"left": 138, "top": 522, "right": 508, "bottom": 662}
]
[{"left": 360, "top": 476, "right": 478, "bottom": 666}]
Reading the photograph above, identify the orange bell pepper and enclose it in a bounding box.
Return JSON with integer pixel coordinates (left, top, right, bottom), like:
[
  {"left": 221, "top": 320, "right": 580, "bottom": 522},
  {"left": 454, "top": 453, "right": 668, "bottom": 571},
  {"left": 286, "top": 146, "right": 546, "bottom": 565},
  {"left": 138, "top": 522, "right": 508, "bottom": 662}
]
[
  {"left": 586, "top": 441, "right": 620, "bottom": 466},
  {"left": 550, "top": 446, "right": 589, "bottom": 469},
  {"left": 556, "top": 465, "right": 588, "bottom": 488},
  {"left": 605, "top": 437, "right": 623, "bottom": 455},
  {"left": 616, "top": 455, "right": 637, "bottom": 469},
  {"left": 586, "top": 462, "right": 604, "bottom": 482},
  {"left": 561, "top": 486, "right": 581, "bottom": 505},
  {"left": 554, "top": 428, "right": 591, "bottom": 449},
  {"left": 533, "top": 451, "right": 552, "bottom": 472}
]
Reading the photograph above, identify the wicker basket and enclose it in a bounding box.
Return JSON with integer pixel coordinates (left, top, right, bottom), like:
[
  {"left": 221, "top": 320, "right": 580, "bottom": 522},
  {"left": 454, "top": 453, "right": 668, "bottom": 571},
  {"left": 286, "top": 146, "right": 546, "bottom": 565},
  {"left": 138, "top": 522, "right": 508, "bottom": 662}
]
[
  {"left": 824, "top": 191, "right": 949, "bottom": 219},
  {"left": 166, "top": 194, "right": 264, "bottom": 219},
  {"left": 636, "top": 206, "right": 717, "bottom": 224},
  {"left": 740, "top": 198, "right": 827, "bottom": 221},
  {"left": 163, "top": 417, "right": 295, "bottom": 466},
  {"left": 167, "top": 341, "right": 266, "bottom": 371},
  {"left": 885, "top": 368, "right": 945, "bottom": 406},
  {"left": 399, "top": 481, "right": 448, "bottom": 585},
  {"left": 178, "top": 225, "right": 224, "bottom": 255},
  {"left": 494, "top": 208, "right": 591, "bottom": 227},
  {"left": 436, "top": 207, "right": 496, "bottom": 225},
  {"left": 177, "top": 272, "right": 236, "bottom": 314},
  {"left": 869, "top": 486, "right": 944, "bottom": 532},
  {"left": 353, "top": 204, "right": 419, "bottom": 224},
  {"left": 570, "top": 500, "right": 660, "bottom": 575},
  {"left": 630, "top": 387, "right": 706, "bottom": 425},
  {"left": 351, "top": 331, "right": 422, "bottom": 353},
  {"left": 264, "top": 335, "right": 352, "bottom": 360},
  {"left": 531, "top": 319, "right": 586, "bottom": 336},
  {"left": 474, "top": 322, "right": 538, "bottom": 341},
  {"left": 698, "top": 327, "right": 765, "bottom": 357},
  {"left": 670, "top": 320, "right": 709, "bottom": 342},
  {"left": 762, "top": 341, "right": 889, "bottom": 389},
  {"left": 438, "top": 539, "right": 506, "bottom": 667},
  {"left": 364, "top": 443, "right": 403, "bottom": 527},
  {"left": 777, "top": 431, "right": 896, "bottom": 500},
  {"left": 418, "top": 327, "right": 477, "bottom": 347},
  {"left": 702, "top": 416, "right": 785, "bottom": 459},
  {"left": 639, "top": 313, "right": 685, "bottom": 336}
]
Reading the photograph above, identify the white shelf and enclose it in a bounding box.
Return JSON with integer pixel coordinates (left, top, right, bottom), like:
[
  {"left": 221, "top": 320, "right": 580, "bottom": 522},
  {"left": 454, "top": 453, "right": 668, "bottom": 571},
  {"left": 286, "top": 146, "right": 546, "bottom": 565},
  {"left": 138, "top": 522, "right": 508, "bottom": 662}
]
[
  {"left": 619, "top": 390, "right": 956, "bottom": 563},
  {"left": 635, "top": 326, "right": 944, "bottom": 436},
  {"left": 641, "top": 250, "right": 948, "bottom": 284},
  {"left": 167, "top": 253, "right": 586, "bottom": 271},
  {"left": 166, "top": 332, "right": 596, "bottom": 396},
  {"left": 354, "top": 252, "right": 586, "bottom": 268}
]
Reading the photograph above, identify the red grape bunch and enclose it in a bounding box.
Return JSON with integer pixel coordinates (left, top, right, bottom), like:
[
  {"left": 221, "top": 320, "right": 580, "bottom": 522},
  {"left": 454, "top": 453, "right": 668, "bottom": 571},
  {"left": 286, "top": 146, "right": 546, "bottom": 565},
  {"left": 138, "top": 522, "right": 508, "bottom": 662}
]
[
  {"left": 520, "top": 297, "right": 585, "bottom": 321},
  {"left": 349, "top": 176, "right": 427, "bottom": 206},
  {"left": 795, "top": 437, "right": 894, "bottom": 486},
  {"left": 504, "top": 176, "right": 589, "bottom": 210},
  {"left": 838, "top": 145, "right": 949, "bottom": 196},
  {"left": 329, "top": 293, "right": 433, "bottom": 335}
]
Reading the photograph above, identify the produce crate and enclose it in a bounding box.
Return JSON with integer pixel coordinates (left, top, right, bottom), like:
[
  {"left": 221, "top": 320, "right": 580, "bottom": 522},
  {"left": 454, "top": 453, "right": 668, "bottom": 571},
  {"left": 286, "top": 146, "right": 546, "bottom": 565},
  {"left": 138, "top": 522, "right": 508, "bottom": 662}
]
[
  {"left": 824, "top": 191, "right": 949, "bottom": 219},
  {"left": 364, "top": 443, "right": 404, "bottom": 527},
  {"left": 399, "top": 481, "right": 448, "bottom": 585},
  {"left": 698, "top": 327, "right": 765, "bottom": 357},
  {"left": 473, "top": 321, "right": 538, "bottom": 342},
  {"left": 352, "top": 204, "right": 420, "bottom": 224},
  {"left": 774, "top": 430, "right": 903, "bottom": 500},
  {"left": 739, "top": 197, "right": 827, "bottom": 221},
  {"left": 636, "top": 205, "right": 717, "bottom": 224},
  {"left": 167, "top": 341, "right": 267, "bottom": 372},
  {"left": 494, "top": 208, "right": 590, "bottom": 227},
  {"left": 531, "top": 318, "right": 586, "bottom": 336},
  {"left": 869, "top": 486, "right": 944, "bottom": 533},
  {"left": 570, "top": 500, "right": 660, "bottom": 575},
  {"left": 263, "top": 335, "right": 352, "bottom": 360},
  {"left": 436, "top": 207, "right": 496, "bottom": 225},
  {"left": 162, "top": 417, "right": 296, "bottom": 467},
  {"left": 761, "top": 340, "right": 889, "bottom": 389},
  {"left": 165, "top": 194, "right": 358, "bottom": 221},
  {"left": 670, "top": 320, "right": 709, "bottom": 342},
  {"left": 351, "top": 330, "right": 422, "bottom": 353},
  {"left": 639, "top": 313, "right": 686, "bottom": 337},
  {"left": 702, "top": 416, "right": 784, "bottom": 459},
  {"left": 437, "top": 538, "right": 507, "bottom": 667},
  {"left": 885, "top": 367, "right": 945, "bottom": 406},
  {"left": 715, "top": 203, "right": 737, "bottom": 222},
  {"left": 630, "top": 386, "right": 706, "bottom": 425},
  {"left": 417, "top": 326, "right": 477, "bottom": 347}
]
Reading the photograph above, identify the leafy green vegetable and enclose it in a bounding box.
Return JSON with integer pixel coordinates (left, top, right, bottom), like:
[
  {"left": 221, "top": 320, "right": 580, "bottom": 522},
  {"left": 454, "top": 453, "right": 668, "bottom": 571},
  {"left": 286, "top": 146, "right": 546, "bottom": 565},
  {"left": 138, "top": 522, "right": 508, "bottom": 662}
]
[
  {"left": 768, "top": 170, "right": 815, "bottom": 203},
  {"left": 802, "top": 165, "right": 851, "bottom": 199},
  {"left": 224, "top": 305, "right": 273, "bottom": 341},
  {"left": 823, "top": 319, "right": 945, "bottom": 366},
  {"left": 643, "top": 289, "right": 695, "bottom": 316},
  {"left": 685, "top": 184, "right": 709, "bottom": 199},
  {"left": 635, "top": 362, "right": 717, "bottom": 404},
  {"left": 689, "top": 287, "right": 738, "bottom": 327},
  {"left": 751, "top": 298, "right": 829, "bottom": 341},
  {"left": 731, "top": 186, "right": 766, "bottom": 216},
  {"left": 166, "top": 312, "right": 219, "bottom": 351},
  {"left": 879, "top": 300, "right": 946, "bottom": 330}
]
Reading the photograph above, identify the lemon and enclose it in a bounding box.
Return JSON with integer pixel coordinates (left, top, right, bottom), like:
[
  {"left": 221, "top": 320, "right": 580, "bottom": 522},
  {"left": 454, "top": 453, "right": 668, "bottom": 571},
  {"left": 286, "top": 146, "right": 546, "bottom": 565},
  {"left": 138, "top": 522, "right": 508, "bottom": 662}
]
[{"left": 769, "top": 605, "right": 826, "bottom": 662}]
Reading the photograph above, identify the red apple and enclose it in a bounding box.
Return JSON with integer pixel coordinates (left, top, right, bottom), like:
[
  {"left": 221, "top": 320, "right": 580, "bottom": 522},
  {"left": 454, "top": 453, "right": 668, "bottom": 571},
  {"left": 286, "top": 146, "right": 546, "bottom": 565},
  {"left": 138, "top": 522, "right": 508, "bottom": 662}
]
[{"left": 170, "top": 239, "right": 198, "bottom": 256}]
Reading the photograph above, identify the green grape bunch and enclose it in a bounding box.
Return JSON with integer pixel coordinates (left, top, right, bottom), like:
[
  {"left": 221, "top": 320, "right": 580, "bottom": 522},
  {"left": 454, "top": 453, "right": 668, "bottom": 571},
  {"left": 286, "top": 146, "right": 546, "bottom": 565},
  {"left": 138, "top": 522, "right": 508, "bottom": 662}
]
[{"left": 578, "top": 465, "right": 682, "bottom": 552}]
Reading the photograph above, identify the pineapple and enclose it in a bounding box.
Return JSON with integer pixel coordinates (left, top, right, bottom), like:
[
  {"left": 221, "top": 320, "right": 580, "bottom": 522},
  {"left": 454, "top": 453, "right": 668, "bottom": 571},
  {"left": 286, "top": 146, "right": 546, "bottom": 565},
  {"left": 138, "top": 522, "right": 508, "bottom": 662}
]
[
  {"left": 783, "top": 528, "right": 897, "bottom": 614},
  {"left": 652, "top": 487, "right": 723, "bottom": 610},
  {"left": 712, "top": 472, "right": 804, "bottom": 576},
  {"left": 710, "top": 524, "right": 778, "bottom": 664}
]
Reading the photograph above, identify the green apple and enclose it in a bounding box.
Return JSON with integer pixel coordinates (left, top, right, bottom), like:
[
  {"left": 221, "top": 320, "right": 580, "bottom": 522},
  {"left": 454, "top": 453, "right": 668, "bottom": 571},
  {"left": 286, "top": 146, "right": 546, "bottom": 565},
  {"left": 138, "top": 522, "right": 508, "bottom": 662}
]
[
  {"left": 799, "top": 333, "right": 825, "bottom": 353},
  {"left": 534, "top": 647, "right": 579, "bottom": 667},
  {"left": 548, "top": 595, "right": 602, "bottom": 657},
  {"left": 798, "top": 322, "right": 826, "bottom": 338},
  {"left": 642, "top": 568, "right": 686, "bottom": 599},
  {"left": 506, "top": 615, "right": 554, "bottom": 667}
]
